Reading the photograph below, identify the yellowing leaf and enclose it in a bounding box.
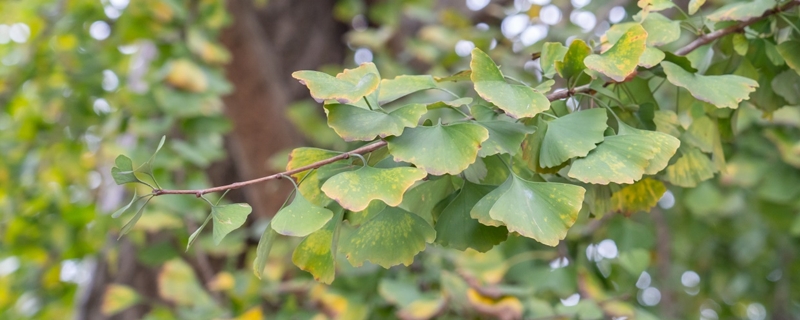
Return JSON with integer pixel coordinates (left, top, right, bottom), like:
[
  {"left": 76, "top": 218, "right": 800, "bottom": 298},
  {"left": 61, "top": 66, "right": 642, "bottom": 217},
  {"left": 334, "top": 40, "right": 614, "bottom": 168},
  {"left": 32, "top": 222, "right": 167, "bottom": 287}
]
[
  {"left": 235, "top": 307, "right": 264, "bottom": 320},
  {"left": 665, "top": 147, "right": 716, "bottom": 187},
  {"left": 165, "top": 59, "right": 208, "bottom": 92},
  {"left": 101, "top": 284, "right": 140, "bottom": 316},
  {"left": 662, "top": 61, "right": 758, "bottom": 109},
  {"left": 611, "top": 178, "right": 667, "bottom": 215},
  {"left": 321, "top": 166, "right": 427, "bottom": 211},
  {"left": 555, "top": 39, "right": 592, "bottom": 80},
  {"left": 340, "top": 206, "right": 435, "bottom": 268},
  {"left": 471, "top": 48, "right": 550, "bottom": 118},
  {"left": 688, "top": 0, "right": 706, "bottom": 15},
  {"left": 466, "top": 288, "right": 524, "bottom": 320},
  {"left": 585, "top": 24, "right": 647, "bottom": 82},
  {"left": 292, "top": 63, "right": 381, "bottom": 104},
  {"left": 158, "top": 259, "right": 213, "bottom": 307},
  {"left": 292, "top": 209, "right": 343, "bottom": 284}
]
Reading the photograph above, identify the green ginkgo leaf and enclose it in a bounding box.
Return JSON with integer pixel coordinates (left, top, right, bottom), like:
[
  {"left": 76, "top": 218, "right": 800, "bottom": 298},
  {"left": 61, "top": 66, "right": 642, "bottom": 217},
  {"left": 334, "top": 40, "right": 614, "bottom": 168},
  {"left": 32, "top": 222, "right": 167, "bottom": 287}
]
[
  {"left": 387, "top": 122, "right": 489, "bottom": 175},
  {"left": 435, "top": 181, "right": 508, "bottom": 252},
  {"left": 777, "top": 40, "right": 800, "bottom": 75},
  {"left": 639, "top": 47, "right": 665, "bottom": 68},
  {"left": 470, "top": 180, "right": 510, "bottom": 227},
  {"left": 291, "top": 209, "right": 343, "bottom": 284},
  {"left": 399, "top": 176, "right": 456, "bottom": 225},
  {"left": 477, "top": 120, "right": 533, "bottom": 157},
  {"left": 476, "top": 174, "right": 585, "bottom": 246},
  {"left": 540, "top": 42, "right": 569, "bottom": 78},
  {"left": 253, "top": 222, "right": 277, "bottom": 279},
  {"left": 665, "top": 147, "right": 716, "bottom": 187},
  {"left": 682, "top": 116, "right": 715, "bottom": 153},
  {"left": 111, "top": 155, "right": 140, "bottom": 185},
  {"left": 568, "top": 134, "right": 658, "bottom": 184},
  {"left": 324, "top": 103, "right": 427, "bottom": 141},
  {"left": 662, "top": 61, "right": 758, "bottom": 109},
  {"left": 618, "top": 123, "right": 680, "bottom": 174},
  {"left": 321, "top": 166, "right": 427, "bottom": 211},
  {"left": 471, "top": 48, "right": 550, "bottom": 118},
  {"left": 286, "top": 147, "right": 344, "bottom": 179},
  {"left": 556, "top": 40, "right": 592, "bottom": 81},
  {"left": 272, "top": 193, "right": 334, "bottom": 237},
  {"left": 688, "top": 0, "right": 706, "bottom": 14},
  {"left": 585, "top": 24, "right": 647, "bottom": 82},
  {"left": 610, "top": 178, "right": 666, "bottom": 215},
  {"left": 292, "top": 63, "right": 380, "bottom": 104},
  {"left": 540, "top": 108, "right": 608, "bottom": 168},
  {"left": 639, "top": 13, "right": 680, "bottom": 46},
  {"left": 211, "top": 203, "right": 252, "bottom": 245},
  {"left": 340, "top": 206, "right": 435, "bottom": 268},
  {"left": 707, "top": 0, "right": 775, "bottom": 22},
  {"left": 638, "top": 0, "right": 674, "bottom": 11},
  {"left": 378, "top": 75, "right": 438, "bottom": 104}
]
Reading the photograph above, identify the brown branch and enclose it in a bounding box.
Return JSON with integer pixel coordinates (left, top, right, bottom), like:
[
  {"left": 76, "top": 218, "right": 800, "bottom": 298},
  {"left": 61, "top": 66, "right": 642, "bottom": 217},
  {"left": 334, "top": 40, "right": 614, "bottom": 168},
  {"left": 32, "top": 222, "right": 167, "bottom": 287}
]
[{"left": 151, "top": 1, "right": 795, "bottom": 198}]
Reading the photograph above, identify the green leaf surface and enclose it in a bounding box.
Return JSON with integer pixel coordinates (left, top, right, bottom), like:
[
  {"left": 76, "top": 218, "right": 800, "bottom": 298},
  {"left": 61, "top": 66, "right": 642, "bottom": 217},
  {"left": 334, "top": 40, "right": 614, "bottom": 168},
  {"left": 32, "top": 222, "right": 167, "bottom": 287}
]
[
  {"left": 427, "top": 98, "right": 473, "bottom": 110},
  {"left": 478, "top": 175, "right": 585, "bottom": 246},
  {"left": 470, "top": 181, "right": 509, "bottom": 228},
  {"left": 568, "top": 134, "right": 658, "bottom": 184},
  {"left": 662, "top": 61, "right": 758, "bottom": 109},
  {"left": 477, "top": 120, "right": 533, "bottom": 157},
  {"left": 639, "top": 47, "right": 665, "bottom": 68},
  {"left": 211, "top": 203, "right": 252, "bottom": 245},
  {"left": 637, "top": 0, "right": 674, "bottom": 11},
  {"left": 435, "top": 181, "right": 508, "bottom": 252},
  {"left": 639, "top": 13, "right": 680, "bottom": 46},
  {"left": 585, "top": 24, "right": 647, "bottom": 82},
  {"left": 186, "top": 215, "right": 212, "bottom": 251},
  {"left": 324, "top": 103, "right": 426, "bottom": 141},
  {"left": 112, "top": 155, "right": 140, "bottom": 185},
  {"left": 112, "top": 192, "right": 139, "bottom": 218},
  {"left": 555, "top": 40, "right": 591, "bottom": 81},
  {"left": 387, "top": 122, "right": 489, "bottom": 175},
  {"left": 399, "top": 176, "right": 456, "bottom": 225},
  {"left": 777, "top": 40, "right": 800, "bottom": 75},
  {"left": 272, "top": 193, "right": 334, "bottom": 237},
  {"left": 688, "top": 0, "right": 705, "bottom": 14},
  {"left": 286, "top": 147, "right": 343, "bottom": 179},
  {"left": 665, "top": 147, "right": 716, "bottom": 187},
  {"left": 101, "top": 284, "right": 141, "bottom": 316},
  {"left": 540, "top": 108, "right": 608, "bottom": 168},
  {"left": 540, "top": 42, "right": 569, "bottom": 78},
  {"left": 291, "top": 208, "right": 343, "bottom": 284},
  {"left": 471, "top": 48, "right": 550, "bottom": 118},
  {"left": 378, "top": 75, "right": 438, "bottom": 104},
  {"left": 522, "top": 119, "right": 566, "bottom": 174},
  {"left": 707, "top": 0, "right": 775, "bottom": 22},
  {"left": 118, "top": 196, "right": 153, "bottom": 239},
  {"left": 682, "top": 116, "right": 715, "bottom": 153},
  {"left": 321, "top": 166, "right": 427, "bottom": 211},
  {"left": 253, "top": 222, "right": 278, "bottom": 279},
  {"left": 291, "top": 63, "right": 381, "bottom": 104},
  {"left": 618, "top": 123, "right": 680, "bottom": 174},
  {"left": 341, "top": 206, "right": 435, "bottom": 268},
  {"left": 434, "top": 70, "right": 472, "bottom": 83}
]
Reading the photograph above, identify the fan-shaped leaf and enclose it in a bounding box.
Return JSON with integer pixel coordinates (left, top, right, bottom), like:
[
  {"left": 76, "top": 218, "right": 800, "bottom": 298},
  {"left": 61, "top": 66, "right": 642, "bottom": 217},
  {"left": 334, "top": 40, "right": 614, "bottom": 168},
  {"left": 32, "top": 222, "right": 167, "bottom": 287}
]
[
  {"left": 585, "top": 24, "right": 647, "bottom": 82},
  {"left": 665, "top": 147, "right": 716, "bottom": 187},
  {"left": 378, "top": 75, "right": 438, "bottom": 104},
  {"left": 568, "top": 134, "right": 658, "bottom": 184},
  {"left": 101, "top": 284, "right": 141, "bottom": 316},
  {"left": 211, "top": 203, "right": 252, "bottom": 245},
  {"left": 321, "top": 166, "right": 427, "bottom": 211},
  {"left": 638, "top": 0, "right": 674, "bottom": 11},
  {"left": 476, "top": 175, "right": 585, "bottom": 246},
  {"left": 477, "top": 120, "right": 533, "bottom": 157},
  {"left": 618, "top": 123, "right": 680, "bottom": 174},
  {"left": 291, "top": 209, "right": 343, "bottom": 284},
  {"left": 272, "top": 193, "right": 334, "bottom": 237},
  {"left": 325, "top": 103, "right": 427, "bottom": 141},
  {"left": 662, "top": 61, "right": 758, "bottom": 109},
  {"left": 387, "top": 122, "right": 489, "bottom": 175},
  {"left": 399, "top": 176, "right": 456, "bottom": 225},
  {"left": 688, "top": 0, "right": 706, "bottom": 14},
  {"left": 556, "top": 40, "right": 592, "bottom": 81},
  {"left": 540, "top": 108, "right": 608, "bottom": 168},
  {"left": 292, "top": 63, "right": 380, "bottom": 104},
  {"left": 111, "top": 155, "right": 140, "bottom": 185},
  {"left": 286, "top": 147, "right": 343, "bottom": 179},
  {"left": 707, "top": 0, "right": 776, "bottom": 22},
  {"left": 340, "top": 206, "right": 435, "bottom": 268},
  {"left": 639, "top": 13, "right": 680, "bottom": 46},
  {"left": 471, "top": 48, "right": 550, "bottom": 118},
  {"left": 435, "top": 181, "right": 508, "bottom": 252},
  {"left": 540, "top": 42, "right": 568, "bottom": 78},
  {"left": 611, "top": 178, "right": 667, "bottom": 215},
  {"left": 777, "top": 40, "right": 800, "bottom": 75}
]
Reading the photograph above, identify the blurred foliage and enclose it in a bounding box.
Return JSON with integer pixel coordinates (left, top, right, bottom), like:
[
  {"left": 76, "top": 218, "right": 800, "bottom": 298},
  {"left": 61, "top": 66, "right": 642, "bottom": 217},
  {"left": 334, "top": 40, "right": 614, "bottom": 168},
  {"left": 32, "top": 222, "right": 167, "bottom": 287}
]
[{"left": 1, "top": 0, "right": 800, "bottom": 320}]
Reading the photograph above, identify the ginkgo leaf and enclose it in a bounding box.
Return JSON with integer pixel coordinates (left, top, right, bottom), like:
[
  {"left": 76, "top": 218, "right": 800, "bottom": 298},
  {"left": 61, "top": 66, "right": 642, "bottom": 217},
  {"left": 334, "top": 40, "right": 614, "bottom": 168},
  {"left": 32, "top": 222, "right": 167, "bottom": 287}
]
[
  {"left": 639, "top": 47, "right": 665, "bottom": 68},
  {"left": 321, "top": 166, "right": 427, "bottom": 211},
  {"left": 435, "top": 181, "right": 508, "bottom": 252},
  {"left": 521, "top": 119, "right": 567, "bottom": 174},
  {"left": 291, "top": 209, "right": 343, "bottom": 284},
  {"left": 211, "top": 203, "right": 252, "bottom": 245},
  {"left": 101, "top": 284, "right": 141, "bottom": 316},
  {"left": 478, "top": 174, "right": 585, "bottom": 246},
  {"left": 585, "top": 24, "right": 647, "bottom": 82},
  {"left": 292, "top": 63, "right": 380, "bottom": 104},
  {"left": 540, "top": 42, "right": 569, "bottom": 78},
  {"left": 387, "top": 122, "right": 489, "bottom": 175},
  {"left": 427, "top": 98, "right": 473, "bottom": 110},
  {"left": 556, "top": 40, "right": 592, "bottom": 81},
  {"left": 158, "top": 259, "right": 214, "bottom": 307},
  {"left": 688, "top": 0, "right": 706, "bottom": 14},
  {"left": 662, "top": 61, "right": 758, "bottom": 109},
  {"left": 707, "top": 0, "right": 775, "bottom": 22},
  {"left": 378, "top": 75, "right": 438, "bottom": 104},
  {"left": 399, "top": 176, "right": 456, "bottom": 225},
  {"left": 682, "top": 116, "right": 715, "bottom": 153},
  {"left": 610, "top": 178, "right": 667, "bottom": 215},
  {"left": 253, "top": 222, "right": 278, "bottom": 279},
  {"left": 665, "top": 147, "right": 716, "bottom": 187},
  {"left": 471, "top": 48, "right": 550, "bottom": 118},
  {"left": 324, "top": 103, "right": 427, "bottom": 141},
  {"left": 639, "top": 13, "right": 680, "bottom": 46},
  {"left": 286, "top": 147, "right": 343, "bottom": 180},
  {"left": 568, "top": 134, "right": 658, "bottom": 184},
  {"left": 476, "top": 120, "right": 533, "bottom": 157},
  {"left": 470, "top": 180, "right": 510, "bottom": 227},
  {"left": 777, "top": 40, "right": 800, "bottom": 75},
  {"left": 272, "top": 193, "right": 334, "bottom": 237},
  {"left": 618, "top": 123, "right": 680, "bottom": 174},
  {"left": 638, "top": 0, "right": 674, "bottom": 11},
  {"left": 340, "top": 206, "right": 435, "bottom": 268},
  {"left": 540, "top": 108, "right": 608, "bottom": 168},
  {"left": 111, "top": 155, "right": 140, "bottom": 185}
]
